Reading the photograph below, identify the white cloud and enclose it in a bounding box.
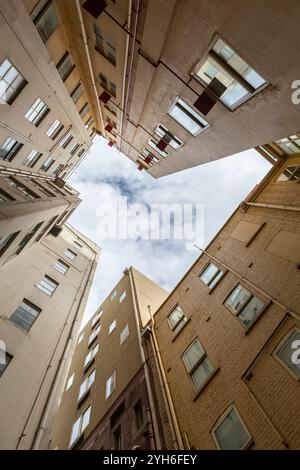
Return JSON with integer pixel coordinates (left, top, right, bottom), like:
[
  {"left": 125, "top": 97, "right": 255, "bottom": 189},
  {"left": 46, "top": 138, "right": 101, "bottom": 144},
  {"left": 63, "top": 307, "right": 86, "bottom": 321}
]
[{"left": 69, "top": 136, "right": 271, "bottom": 326}]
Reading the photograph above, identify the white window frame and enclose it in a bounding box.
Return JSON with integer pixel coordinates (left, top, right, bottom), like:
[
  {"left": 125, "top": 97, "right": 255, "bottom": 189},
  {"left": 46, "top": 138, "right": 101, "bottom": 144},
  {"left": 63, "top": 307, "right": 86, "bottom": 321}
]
[
  {"left": 84, "top": 343, "right": 99, "bottom": 368},
  {"left": 78, "top": 369, "right": 96, "bottom": 400},
  {"left": 167, "top": 305, "right": 187, "bottom": 334},
  {"left": 25, "top": 97, "right": 49, "bottom": 126},
  {"left": 46, "top": 119, "right": 64, "bottom": 140},
  {"left": 182, "top": 338, "right": 215, "bottom": 392},
  {"left": 0, "top": 58, "right": 27, "bottom": 105},
  {"left": 105, "top": 371, "right": 116, "bottom": 400},
  {"left": 53, "top": 259, "right": 69, "bottom": 275},
  {"left": 168, "top": 97, "right": 210, "bottom": 136},
  {"left": 212, "top": 406, "right": 253, "bottom": 450},
  {"left": 37, "top": 275, "right": 58, "bottom": 296},
  {"left": 69, "top": 405, "right": 91, "bottom": 448},
  {"left": 199, "top": 263, "right": 225, "bottom": 289}
]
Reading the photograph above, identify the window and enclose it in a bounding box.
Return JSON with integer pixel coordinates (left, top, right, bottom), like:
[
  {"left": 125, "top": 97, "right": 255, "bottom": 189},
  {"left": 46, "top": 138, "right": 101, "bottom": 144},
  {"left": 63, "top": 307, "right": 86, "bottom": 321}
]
[
  {"left": 64, "top": 249, "right": 77, "bottom": 261},
  {"left": 74, "top": 241, "right": 83, "bottom": 251},
  {"left": 66, "top": 373, "right": 74, "bottom": 391},
  {"left": 77, "top": 148, "right": 86, "bottom": 158},
  {"left": 225, "top": 284, "right": 265, "bottom": 327},
  {"left": 84, "top": 343, "right": 99, "bottom": 367},
  {"left": 85, "top": 117, "right": 93, "bottom": 129},
  {"left": 78, "top": 369, "right": 96, "bottom": 400},
  {"left": 40, "top": 156, "right": 55, "bottom": 172},
  {"left": 71, "top": 82, "right": 83, "bottom": 103},
  {"left": 30, "top": 0, "right": 59, "bottom": 43},
  {"left": 139, "top": 149, "right": 160, "bottom": 166},
  {"left": 92, "top": 310, "right": 103, "bottom": 327},
  {"left": 25, "top": 98, "right": 49, "bottom": 126},
  {"left": 104, "top": 102, "right": 117, "bottom": 116},
  {"left": 99, "top": 73, "right": 116, "bottom": 97},
  {"left": 154, "top": 124, "right": 183, "bottom": 150},
  {"left": 78, "top": 332, "right": 84, "bottom": 344},
  {"left": 70, "top": 143, "right": 80, "bottom": 156},
  {"left": 105, "top": 371, "right": 116, "bottom": 399},
  {"left": 119, "top": 291, "right": 126, "bottom": 303},
  {"left": 0, "top": 347, "right": 13, "bottom": 377},
  {"left": 79, "top": 103, "right": 90, "bottom": 119},
  {"left": 134, "top": 400, "right": 144, "bottom": 430},
  {"left": 199, "top": 263, "right": 224, "bottom": 289},
  {"left": 120, "top": 324, "right": 129, "bottom": 345},
  {"left": 111, "top": 290, "right": 117, "bottom": 301},
  {"left": 94, "top": 24, "right": 116, "bottom": 66},
  {"left": 275, "top": 135, "right": 300, "bottom": 155},
  {"left": 193, "top": 38, "right": 267, "bottom": 110},
  {"left": 23, "top": 150, "right": 43, "bottom": 168},
  {"left": 276, "top": 165, "right": 300, "bottom": 182},
  {"left": 213, "top": 407, "right": 253, "bottom": 450},
  {"left": 109, "top": 320, "right": 116, "bottom": 335},
  {"left": 46, "top": 119, "right": 64, "bottom": 139},
  {"left": 10, "top": 299, "right": 41, "bottom": 331},
  {"left": 148, "top": 138, "right": 169, "bottom": 158},
  {"left": 0, "top": 189, "right": 15, "bottom": 202},
  {"left": 53, "top": 259, "right": 69, "bottom": 275},
  {"left": 182, "top": 339, "right": 215, "bottom": 392},
  {"left": 14, "top": 221, "right": 43, "bottom": 255},
  {"left": 0, "top": 137, "right": 23, "bottom": 162},
  {"left": 53, "top": 163, "right": 64, "bottom": 176},
  {"left": 167, "top": 305, "right": 187, "bottom": 335},
  {"left": 59, "top": 132, "right": 73, "bottom": 149},
  {"left": 168, "top": 97, "right": 210, "bottom": 136},
  {"left": 37, "top": 275, "right": 58, "bottom": 296},
  {"left": 0, "top": 58, "right": 27, "bottom": 104},
  {"left": 56, "top": 52, "right": 74, "bottom": 81},
  {"left": 30, "top": 179, "right": 56, "bottom": 198},
  {"left": 69, "top": 405, "right": 91, "bottom": 448},
  {"left": 88, "top": 324, "right": 101, "bottom": 346},
  {"left": 0, "top": 232, "right": 19, "bottom": 257},
  {"left": 4, "top": 177, "right": 40, "bottom": 200},
  {"left": 274, "top": 329, "right": 300, "bottom": 378},
  {"left": 113, "top": 426, "right": 122, "bottom": 450}
]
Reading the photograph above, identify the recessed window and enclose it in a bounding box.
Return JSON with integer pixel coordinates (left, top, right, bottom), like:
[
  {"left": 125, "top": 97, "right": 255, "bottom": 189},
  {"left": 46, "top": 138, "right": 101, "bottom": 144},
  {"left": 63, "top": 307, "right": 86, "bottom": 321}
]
[
  {"left": 37, "top": 275, "right": 58, "bottom": 296},
  {"left": 64, "top": 249, "right": 77, "bottom": 261},
  {"left": 92, "top": 311, "right": 103, "bottom": 327},
  {"left": 109, "top": 320, "right": 116, "bottom": 335},
  {"left": 25, "top": 98, "right": 50, "bottom": 126},
  {"left": 119, "top": 291, "right": 126, "bottom": 303},
  {"left": 225, "top": 284, "right": 265, "bottom": 327},
  {"left": 275, "top": 135, "right": 300, "bottom": 155},
  {"left": 84, "top": 343, "right": 99, "bottom": 367},
  {"left": 0, "top": 189, "right": 15, "bottom": 202},
  {"left": 23, "top": 150, "right": 43, "bottom": 168},
  {"left": 59, "top": 132, "right": 73, "bottom": 149},
  {"left": 78, "top": 369, "right": 96, "bottom": 401},
  {"left": 69, "top": 405, "right": 91, "bottom": 448},
  {"left": 4, "top": 177, "right": 40, "bottom": 200},
  {"left": 56, "top": 52, "right": 74, "bottom": 81},
  {"left": 66, "top": 373, "right": 75, "bottom": 391},
  {"left": 274, "top": 329, "right": 300, "bottom": 379},
  {"left": 71, "top": 82, "right": 83, "bottom": 103},
  {"left": 78, "top": 332, "right": 84, "bottom": 344},
  {"left": 182, "top": 339, "right": 215, "bottom": 392},
  {"left": 0, "top": 58, "right": 27, "bottom": 104},
  {"left": 0, "top": 232, "right": 19, "bottom": 257},
  {"left": 70, "top": 143, "right": 80, "bottom": 156},
  {"left": 88, "top": 324, "right": 101, "bottom": 346},
  {"left": 79, "top": 103, "right": 90, "bottom": 119},
  {"left": 30, "top": 0, "right": 59, "bottom": 43},
  {"left": 154, "top": 124, "right": 183, "bottom": 150},
  {"left": 120, "top": 324, "right": 129, "bottom": 345},
  {"left": 53, "top": 259, "right": 69, "bottom": 275},
  {"left": 111, "top": 290, "right": 117, "bottom": 301},
  {"left": 213, "top": 407, "right": 253, "bottom": 450},
  {"left": 94, "top": 24, "right": 116, "bottom": 66},
  {"left": 134, "top": 400, "right": 144, "bottom": 430},
  {"left": 105, "top": 371, "right": 116, "bottom": 399},
  {"left": 276, "top": 165, "right": 300, "bottom": 182},
  {"left": 193, "top": 37, "right": 267, "bottom": 110},
  {"left": 0, "top": 347, "right": 13, "bottom": 377},
  {"left": 168, "top": 97, "right": 210, "bottom": 136},
  {"left": 99, "top": 73, "right": 116, "bottom": 97},
  {"left": 148, "top": 138, "right": 169, "bottom": 158},
  {"left": 30, "top": 179, "right": 56, "bottom": 198},
  {"left": 199, "top": 263, "right": 224, "bottom": 289},
  {"left": 74, "top": 241, "right": 83, "bottom": 251},
  {"left": 46, "top": 119, "right": 64, "bottom": 140},
  {"left": 40, "top": 156, "right": 55, "bottom": 172},
  {"left": 167, "top": 305, "right": 187, "bottom": 335},
  {"left": 104, "top": 102, "right": 117, "bottom": 116},
  {"left": 0, "top": 137, "right": 23, "bottom": 162},
  {"left": 10, "top": 299, "right": 41, "bottom": 331}
]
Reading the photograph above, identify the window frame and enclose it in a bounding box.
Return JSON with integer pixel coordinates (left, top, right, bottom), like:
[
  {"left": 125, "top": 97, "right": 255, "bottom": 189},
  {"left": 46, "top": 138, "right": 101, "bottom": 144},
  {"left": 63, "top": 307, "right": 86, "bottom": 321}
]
[
  {"left": 199, "top": 262, "right": 225, "bottom": 290},
  {"left": 276, "top": 164, "right": 300, "bottom": 182},
  {"left": 56, "top": 51, "right": 75, "bottom": 82},
  {"left": 0, "top": 58, "right": 27, "bottom": 105},
  {"left": 154, "top": 123, "right": 184, "bottom": 150},
  {"left": 37, "top": 274, "right": 59, "bottom": 296},
  {"left": 25, "top": 97, "right": 50, "bottom": 126},
  {"left": 120, "top": 324, "right": 129, "bottom": 345},
  {"left": 212, "top": 406, "right": 253, "bottom": 450},
  {"left": 105, "top": 370, "right": 116, "bottom": 400},
  {"left": 167, "top": 304, "right": 188, "bottom": 335},
  {"left": 53, "top": 259, "right": 69, "bottom": 275},
  {"left": 69, "top": 405, "right": 91, "bottom": 448},
  {"left": 46, "top": 119, "right": 64, "bottom": 140},
  {"left": 9, "top": 299, "right": 41, "bottom": 332},
  {"left": 224, "top": 283, "right": 267, "bottom": 329},
  {"left": 182, "top": 338, "right": 215, "bottom": 392},
  {"left": 64, "top": 249, "right": 77, "bottom": 261},
  {"left": 0, "top": 137, "right": 23, "bottom": 162},
  {"left": 168, "top": 97, "right": 210, "bottom": 136},
  {"left": 30, "top": 0, "right": 59, "bottom": 44}
]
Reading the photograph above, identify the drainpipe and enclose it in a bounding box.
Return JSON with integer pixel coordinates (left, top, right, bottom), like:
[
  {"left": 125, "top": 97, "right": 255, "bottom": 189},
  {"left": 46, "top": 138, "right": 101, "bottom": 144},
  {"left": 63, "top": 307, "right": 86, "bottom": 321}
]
[
  {"left": 127, "top": 267, "right": 162, "bottom": 449},
  {"left": 28, "top": 247, "right": 99, "bottom": 450},
  {"left": 242, "top": 201, "right": 300, "bottom": 212},
  {"left": 75, "top": 0, "right": 105, "bottom": 132},
  {"left": 119, "top": 0, "right": 132, "bottom": 150},
  {"left": 147, "top": 306, "right": 185, "bottom": 450}
]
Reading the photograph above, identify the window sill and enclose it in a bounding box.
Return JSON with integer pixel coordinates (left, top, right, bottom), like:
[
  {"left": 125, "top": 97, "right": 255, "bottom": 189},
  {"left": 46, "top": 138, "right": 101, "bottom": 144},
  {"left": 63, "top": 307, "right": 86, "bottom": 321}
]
[
  {"left": 171, "top": 318, "right": 191, "bottom": 342},
  {"left": 193, "top": 367, "right": 220, "bottom": 401}
]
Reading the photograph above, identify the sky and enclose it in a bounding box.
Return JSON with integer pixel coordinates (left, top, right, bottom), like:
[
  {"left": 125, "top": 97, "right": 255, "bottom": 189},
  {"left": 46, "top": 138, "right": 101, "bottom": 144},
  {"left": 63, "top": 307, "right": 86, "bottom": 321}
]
[{"left": 69, "top": 136, "right": 271, "bottom": 326}]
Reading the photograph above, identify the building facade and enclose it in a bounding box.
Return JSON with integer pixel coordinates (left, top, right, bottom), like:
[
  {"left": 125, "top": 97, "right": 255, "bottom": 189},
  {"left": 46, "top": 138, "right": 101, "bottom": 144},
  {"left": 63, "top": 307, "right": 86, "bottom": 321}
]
[
  {"left": 0, "top": 224, "right": 100, "bottom": 450},
  {"left": 50, "top": 267, "right": 168, "bottom": 450},
  {"left": 149, "top": 152, "right": 300, "bottom": 449}
]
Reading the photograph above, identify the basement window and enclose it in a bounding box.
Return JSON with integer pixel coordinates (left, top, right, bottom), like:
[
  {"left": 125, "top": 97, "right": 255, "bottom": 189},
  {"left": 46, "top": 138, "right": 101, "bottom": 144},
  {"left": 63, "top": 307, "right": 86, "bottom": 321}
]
[
  {"left": 192, "top": 37, "right": 267, "bottom": 110},
  {"left": 168, "top": 97, "right": 210, "bottom": 136}
]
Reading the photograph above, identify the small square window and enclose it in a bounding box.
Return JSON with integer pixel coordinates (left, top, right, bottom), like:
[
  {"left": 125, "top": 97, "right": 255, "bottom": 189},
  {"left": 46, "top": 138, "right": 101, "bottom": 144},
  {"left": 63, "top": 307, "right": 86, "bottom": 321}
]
[
  {"left": 64, "top": 249, "right": 77, "bottom": 261},
  {"left": 56, "top": 52, "right": 74, "bottom": 81},
  {"left": 53, "top": 259, "right": 69, "bottom": 275},
  {"left": 105, "top": 371, "right": 116, "bottom": 399},
  {"left": 10, "top": 299, "right": 41, "bottom": 331},
  {"left": 46, "top": 120, "right": 64, "bottom": 140},
  {"left": 199, "top": 263, "right": 224, "bottom": 289},
  {"left": 78, "top": 332, "right": 84, "bottom": 344},
  {"left": 31, "top": 0, "right": 59, "bottom": 43},
  {"left": 167, "top": 305, "right": 187, "bottom": 335},
  {"left": 25, "top": 98, "right": 50, "bottom": 126},
  {"left": 168, "top": 97, "right": 210, "bottom": 136},
  {"left": 37, "top": 275, "right": 58, "bottom": 296},
  {"left": 119, "top": 291, "right": 126, "bottom": 303},
  {"left": 109, "top": 320, "right": 116, "bottom": 335}
]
